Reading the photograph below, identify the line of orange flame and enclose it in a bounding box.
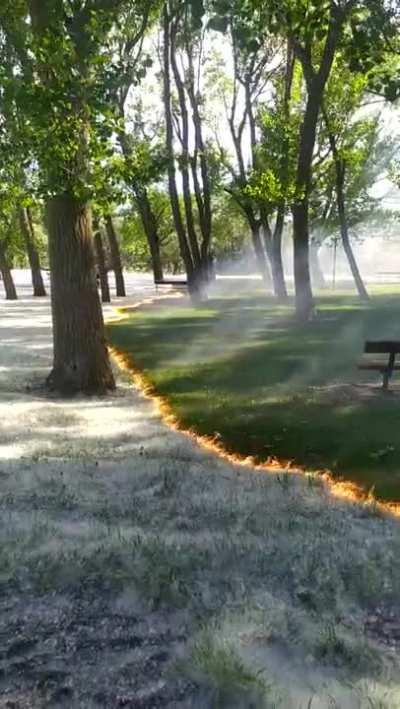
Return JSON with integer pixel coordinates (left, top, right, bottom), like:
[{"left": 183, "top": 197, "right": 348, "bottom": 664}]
[{"left": 108, "top": 343, "right": 400, "bottom": 521}]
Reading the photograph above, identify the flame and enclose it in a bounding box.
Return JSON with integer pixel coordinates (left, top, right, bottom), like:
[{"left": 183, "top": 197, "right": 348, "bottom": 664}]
[{"left": 108, "top": 344, "right": 400, "bottom": 521}]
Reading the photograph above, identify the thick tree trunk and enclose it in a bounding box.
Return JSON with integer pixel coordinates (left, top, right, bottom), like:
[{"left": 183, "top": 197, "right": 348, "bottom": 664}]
[
  {"left": 292, "top": 89, "right": 320, "bottom": 320},
  {"left": 0, "top": 242, "right": 17, "bottom": 300},
  {"left": 19, "top": 207, "right": 46, "bottom": 297},
  {"left": 93, "top": 219, "right": 110, "bottom": 303},
  {"left": 105, "top": 215, "right": 126, "bottom": 297},
  {"left": 135, "top": 191, "right": 164, "bottom": 282},
  {"left": 292, "top": 202, "right": 314, "bottom": 320},
  {"left": 45, "top": 195, "right": 115, "bottom": 394},
  {"left": 292, "top": 14, "right": 342, "bottom": 320},
  {"left": 310, "top": 241, "right": 327, "bottom": 289}
]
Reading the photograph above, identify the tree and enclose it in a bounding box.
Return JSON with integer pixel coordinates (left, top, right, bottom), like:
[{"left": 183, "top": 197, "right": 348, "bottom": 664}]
[
  {"left": 163, "top": 2, "right": 199, "bottom": 296},
  {"left": 310, "top": 105, "right": 394, "bottom": 291},
  {"left": 19, "top": 206, "right": 46, "bottom": 297},
  {"left": 245, "top": 39, "right": 299, "bottom": 300},
  {"left": 93, "top": 216, "right": 111, "bottom": 303},
  {"left": 0, "top": 217, "right": 18, "bottom": 300},
  {"left": 247, "top": 0, "right": 390, "bottom": 319},
  {"left": 105, "top": 215, "right": 126, "bottom": 297},
  {"left": 120, "top": 189, "right": 185, "bottom": 274},
  {"left": 101, "top": 1, "right": 165, "bottom": 284},
  {"left": 162, "top": 0, "right": 218, "bottom": 299},
  {"left": 206, "top": 5, "right": 281, "bottom": 291},
  {"left": 0, "top": 1, "right": 157, "bottom": 393},
  {"left": 0, "top": 14, "right": 47, "bottom": 298},
  {"left": 0, "top": 1, "right": 131, "bottom": 392},
  {"left": 169, "top": 1, "right": 214, "bottom": 285}
]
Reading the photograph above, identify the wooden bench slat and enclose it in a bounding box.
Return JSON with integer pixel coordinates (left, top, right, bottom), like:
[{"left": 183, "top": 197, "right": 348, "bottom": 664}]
[
  {"left": 365, "top": 341, "right": 400, "bottom": 354},
  {"left": 154, "top": 280, "right": 188, "bottom": 286},
  {"left": 358, "top": 362, "right": 400, "bottom": 371},
  {"left": 359, "top": 340, "right": 400, "bottom": 389}
]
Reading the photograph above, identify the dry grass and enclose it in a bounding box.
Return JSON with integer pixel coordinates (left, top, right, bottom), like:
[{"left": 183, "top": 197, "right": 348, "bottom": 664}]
[{"left": 1, "top": 432, "right": 400, "bottom": 706}]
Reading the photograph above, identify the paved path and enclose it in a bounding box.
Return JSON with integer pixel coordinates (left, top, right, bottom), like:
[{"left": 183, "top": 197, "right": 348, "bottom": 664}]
[{"left": 0, "top": 271, "right": 207, "bottom": 465}]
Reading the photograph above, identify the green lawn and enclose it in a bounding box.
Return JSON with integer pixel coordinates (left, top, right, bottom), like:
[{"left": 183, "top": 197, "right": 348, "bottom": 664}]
[{"left": 108, "top": 285, "right": 400, "bottom": 502}]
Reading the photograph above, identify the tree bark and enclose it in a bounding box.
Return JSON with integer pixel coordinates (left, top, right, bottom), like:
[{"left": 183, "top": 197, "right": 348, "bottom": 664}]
[
  {"left": 19, "top": 207, "right": 46, "bottom": 297},
  {"left": 45, "top": 195, "right": 115, "bottom": 394},
  {"left": 93, "top": 219, "right": 111, "bottom": 303},
  {"left": 292, "top": 10, "right": 343, "bottom": 320},
  {"left": 135, "top": 190, "right": 164, "bottom": 282},
  {"left": 105, "top": 215, "right": 126, "bottom": 297},
  {"left": 292, "top": 87, "right": 321, "bottom": 320},
  {"left": 292, "top": 201, "right": 314, "bottom": 319},
  {"left": 272, "top": 211, "right": 288, "bottom": 300},
  {"left": 0, "top": 241, "right": 17, "bottom": 300}
]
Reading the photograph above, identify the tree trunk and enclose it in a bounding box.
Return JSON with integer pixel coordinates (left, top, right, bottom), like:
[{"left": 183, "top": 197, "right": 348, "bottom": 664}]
[
  {"left": 251, "top": 223, "right": 272, "bottom": 289},
  {"left": 327, "top": 129, "right": 369, "bottom": 301},
  {"left": 292, "top": 202, "right": 314, "bottom": 320},
  {"left": 135, "top": 191, "right": 164, "bottom": 282},
  {"left": 93, "top": 219, "right": 110, "bottom": 303},
  {"left": 263, "top": 211, "right": 288, "bottom": 300},
  {"left": 292, "top": 13, "right": 342, "bottom": 320},
  {"left": 336, "top": 183, "right": 369, "bottom": 300},
  {"left": 105, "top": 215, "right": 126, "bottom": 297},
  {"left": 117, "top": 132, "right": 164, "bottom": 285},
  {"left": 186, "top": 44, "right": 213, "bottom": 276},
  {"left": 19, "top": 207, "right": 46, "bottom": 297},
  {"left": 292, "top": 88, "right": 320, "bottom": 320},
  {"left": 310, "top": 241, "right": 327, "bottom": 289},
  {"left": 45, "top": 195, "right": 115, "bottom": 394},
  {"left": 272, "top": 214, "right": 288, "bottom": 300},
  {"left": 163, "top": 5, "right": 201, "bottom": 301},
  {"left": 170, "top": 36, "right": 202, "bottom": 269},
  {"left": 0, "top": 242, "right": 17, "bottom": 300}
]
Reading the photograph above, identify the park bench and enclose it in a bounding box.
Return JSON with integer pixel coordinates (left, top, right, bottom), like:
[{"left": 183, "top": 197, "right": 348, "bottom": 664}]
[
  {"left": 154, "top": 278, "right": 188, "bottom": 292},
  {"left": 358, "top": 341, "right": 400, "bottom": 390}
]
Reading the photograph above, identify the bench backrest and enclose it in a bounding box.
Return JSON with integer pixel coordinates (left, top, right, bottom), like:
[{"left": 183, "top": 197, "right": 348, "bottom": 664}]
[{"left": 364, "top": 340, "right": 400, "bottom": 354}]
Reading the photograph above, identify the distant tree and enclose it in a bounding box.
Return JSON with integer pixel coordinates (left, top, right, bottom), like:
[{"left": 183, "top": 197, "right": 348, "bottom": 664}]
[
  {"left": 246, "top": 0, "right": 394, "bottom": 319},
  {"left": 311, "top": 107, "right": 395, "bottom": 291},
  {"left": 18, "top": 206, "right": 46, "bottom": 296}
]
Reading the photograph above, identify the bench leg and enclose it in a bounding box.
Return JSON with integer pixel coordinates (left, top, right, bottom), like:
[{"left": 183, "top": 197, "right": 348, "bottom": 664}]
[{"left": 383, "top": 353, "right": 396, "bottom": 391}]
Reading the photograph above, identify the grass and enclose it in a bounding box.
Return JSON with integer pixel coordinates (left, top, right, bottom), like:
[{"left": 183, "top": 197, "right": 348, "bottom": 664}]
[{"left": 108, "top": 284, "right": 400, "bottom": 502}]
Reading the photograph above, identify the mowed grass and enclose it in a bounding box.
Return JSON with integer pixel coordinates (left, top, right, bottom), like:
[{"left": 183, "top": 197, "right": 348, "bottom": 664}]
[{"left": 109, "top": 284, "right": 400, "bottom": 502}]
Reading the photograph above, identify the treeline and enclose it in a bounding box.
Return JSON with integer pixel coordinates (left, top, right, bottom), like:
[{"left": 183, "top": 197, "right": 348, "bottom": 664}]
[{"left": 0, "top": 1, "right": 399, "bottom": 394}]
